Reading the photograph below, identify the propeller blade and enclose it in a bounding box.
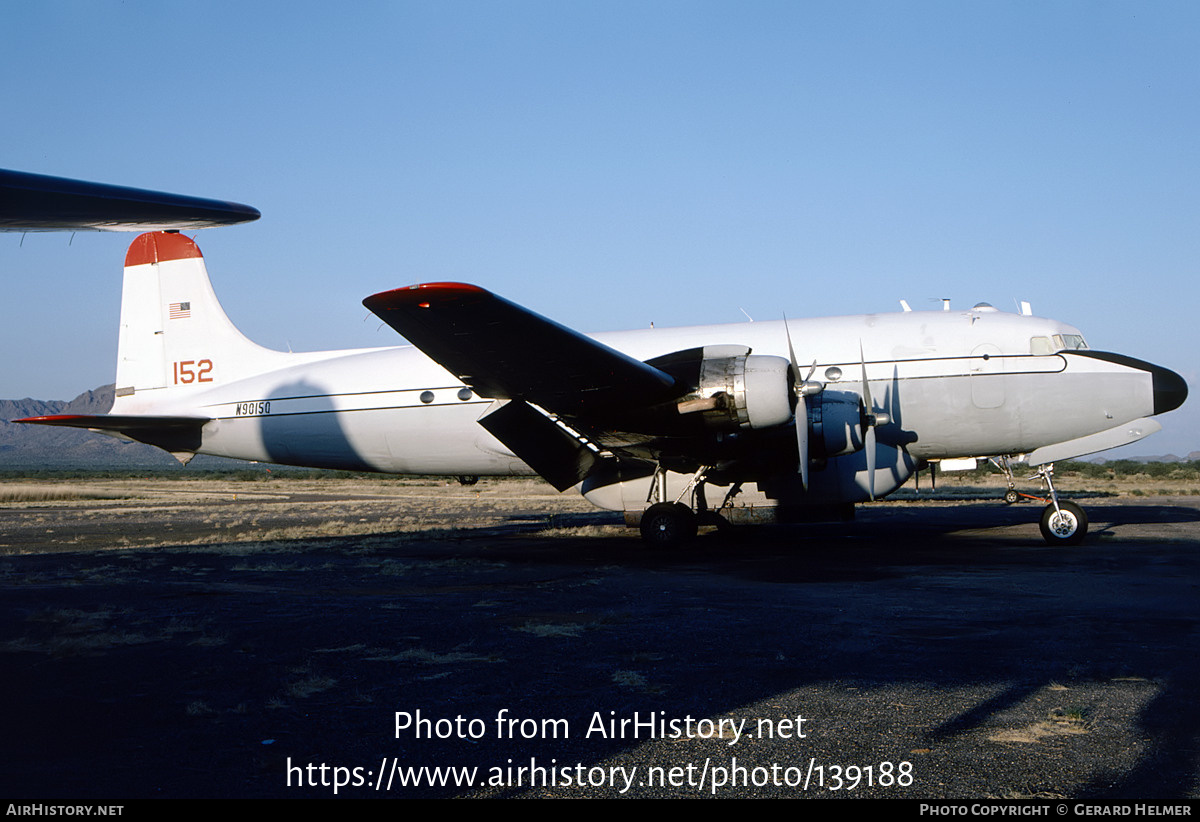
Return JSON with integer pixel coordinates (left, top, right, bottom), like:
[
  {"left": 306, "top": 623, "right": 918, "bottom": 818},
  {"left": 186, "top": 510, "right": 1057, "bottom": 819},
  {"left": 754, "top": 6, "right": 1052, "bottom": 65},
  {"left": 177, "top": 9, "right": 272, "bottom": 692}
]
[
  {"left": 860, "top": 341, "right": 876, "bottom": 501},
  {"left": 796, "top": 392, "right": 809, "bottom": 490},
  {"left": 785, "top": 316, "right": 799, "bottom": 373},
  {"left": 866, "top": 424, "right": 876, "bottom": 501},
  {"left": 785, "top": 317, "right": 810, "bottom": 489},
  {"left": 860, "top": 341, "right": 873, "bottom": 418}
]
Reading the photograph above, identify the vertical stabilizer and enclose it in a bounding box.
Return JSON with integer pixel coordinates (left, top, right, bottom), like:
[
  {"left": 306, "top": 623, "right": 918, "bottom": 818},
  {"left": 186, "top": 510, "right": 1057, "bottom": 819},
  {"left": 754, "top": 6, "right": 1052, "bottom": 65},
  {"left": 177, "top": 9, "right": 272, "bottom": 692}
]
[{"left": 113, "top": 232, "right": 284, "bottom": 411}]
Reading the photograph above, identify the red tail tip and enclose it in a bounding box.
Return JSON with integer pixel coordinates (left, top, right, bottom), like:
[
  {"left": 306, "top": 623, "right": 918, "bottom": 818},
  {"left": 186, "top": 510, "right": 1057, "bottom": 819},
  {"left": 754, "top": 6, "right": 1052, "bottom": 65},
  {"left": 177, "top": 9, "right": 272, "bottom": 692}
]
[{"left": 125, "top": 232, "right": 203, "bottom": 267}]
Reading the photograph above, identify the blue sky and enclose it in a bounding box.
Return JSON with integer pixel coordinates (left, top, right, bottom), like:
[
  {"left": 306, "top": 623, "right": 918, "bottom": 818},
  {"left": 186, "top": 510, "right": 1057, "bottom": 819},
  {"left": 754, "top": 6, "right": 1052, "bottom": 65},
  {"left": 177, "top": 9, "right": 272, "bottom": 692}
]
[{"left": 3, "top": 1, "right": 1198, "bottom": 455}]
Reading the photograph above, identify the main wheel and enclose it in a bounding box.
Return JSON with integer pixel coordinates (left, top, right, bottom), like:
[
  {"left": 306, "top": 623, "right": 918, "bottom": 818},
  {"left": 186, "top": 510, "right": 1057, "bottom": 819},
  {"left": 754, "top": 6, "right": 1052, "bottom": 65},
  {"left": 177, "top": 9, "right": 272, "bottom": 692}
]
[
  {"left": 1039, "top": 501, "right": 1088, "bottom": 545},
  {"left": 639, "top": 502, "right": 697, "bottom": 549}
]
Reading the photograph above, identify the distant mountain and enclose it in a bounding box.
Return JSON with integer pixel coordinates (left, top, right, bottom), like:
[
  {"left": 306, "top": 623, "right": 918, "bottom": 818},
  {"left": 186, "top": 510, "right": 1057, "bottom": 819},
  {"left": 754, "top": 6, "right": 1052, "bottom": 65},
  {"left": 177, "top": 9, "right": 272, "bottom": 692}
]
[{"left": 1094, "top": 452, "right": 1200, "bottom": 464}]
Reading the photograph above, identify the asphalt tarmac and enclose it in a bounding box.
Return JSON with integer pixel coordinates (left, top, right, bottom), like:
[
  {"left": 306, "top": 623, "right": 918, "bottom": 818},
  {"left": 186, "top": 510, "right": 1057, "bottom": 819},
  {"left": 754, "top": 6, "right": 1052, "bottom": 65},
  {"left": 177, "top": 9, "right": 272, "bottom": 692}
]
[{"left": 1, "top": 493, "right": 1197, "bottom": 799}]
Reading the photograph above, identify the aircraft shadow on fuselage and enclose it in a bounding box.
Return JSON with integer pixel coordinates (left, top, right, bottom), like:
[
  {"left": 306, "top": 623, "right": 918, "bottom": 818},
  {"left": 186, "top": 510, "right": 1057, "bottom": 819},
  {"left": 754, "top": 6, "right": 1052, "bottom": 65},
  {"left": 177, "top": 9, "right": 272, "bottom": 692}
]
[{"left": 258, "top": 379, "right": 374, "bottom": 472}]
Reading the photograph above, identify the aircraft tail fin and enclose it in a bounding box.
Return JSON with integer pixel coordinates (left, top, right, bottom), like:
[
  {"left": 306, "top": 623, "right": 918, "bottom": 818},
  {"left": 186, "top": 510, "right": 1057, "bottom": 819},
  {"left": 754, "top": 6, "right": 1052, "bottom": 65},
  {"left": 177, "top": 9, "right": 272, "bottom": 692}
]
[{"left": 113, "top": 232, "right": 286, "bottom": 412}]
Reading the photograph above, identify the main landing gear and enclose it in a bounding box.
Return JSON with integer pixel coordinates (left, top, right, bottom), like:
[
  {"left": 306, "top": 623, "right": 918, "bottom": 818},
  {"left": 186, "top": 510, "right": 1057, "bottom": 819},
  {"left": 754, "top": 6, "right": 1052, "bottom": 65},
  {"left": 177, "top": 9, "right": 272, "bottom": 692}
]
[
  {"left": 639, "top": 502, "right": 698, "bottom": 548},
  {"left": 993, "top": 457, "right": 1088, "bottom": 545},
  {"left": 639, "top": 464, "right": 728, "bottom": 548}
]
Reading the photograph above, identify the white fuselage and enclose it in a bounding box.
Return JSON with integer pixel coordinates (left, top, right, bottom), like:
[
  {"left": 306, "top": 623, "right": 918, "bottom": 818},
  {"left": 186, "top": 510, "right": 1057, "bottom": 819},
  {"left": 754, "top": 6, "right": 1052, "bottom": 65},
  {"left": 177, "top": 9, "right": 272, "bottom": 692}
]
[{"left": 117, "top": 306, "right": 1152, "bottom": 482}]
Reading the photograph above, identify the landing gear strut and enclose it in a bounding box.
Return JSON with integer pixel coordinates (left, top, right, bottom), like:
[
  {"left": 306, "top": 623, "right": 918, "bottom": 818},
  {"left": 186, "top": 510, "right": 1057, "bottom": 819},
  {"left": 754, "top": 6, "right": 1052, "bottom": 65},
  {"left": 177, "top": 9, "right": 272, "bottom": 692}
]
[
  {"left": 990, "top": 456, "right": 1025, "bottom": 504},
  {"left": 1035, "top": 463, "right": 1088, "bottom": 545},
  {"left": 993, "top": 457, "right": 1088, "bottom": 545},
  {"left": 639, "top": 463, "right": 711, "bottom": 548}
]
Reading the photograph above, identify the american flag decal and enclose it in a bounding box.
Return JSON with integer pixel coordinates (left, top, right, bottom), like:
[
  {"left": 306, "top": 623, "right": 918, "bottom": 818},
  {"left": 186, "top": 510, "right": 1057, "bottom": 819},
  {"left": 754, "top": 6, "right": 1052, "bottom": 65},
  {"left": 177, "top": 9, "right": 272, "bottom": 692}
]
[{"left": 169, "top": 302, "right": 191, "bottom": 319}]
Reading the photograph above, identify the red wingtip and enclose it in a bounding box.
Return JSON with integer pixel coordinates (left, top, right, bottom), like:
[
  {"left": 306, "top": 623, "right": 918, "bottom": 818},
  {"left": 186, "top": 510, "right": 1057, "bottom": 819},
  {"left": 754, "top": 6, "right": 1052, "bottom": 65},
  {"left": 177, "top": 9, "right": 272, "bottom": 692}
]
[
  {"left": 125, "top": 232, "right": 203, "bottom": 267},
  {"left": 13, "top": 414, "right": 95, "bottom": 425},
  {"left": 363, "top": 282, "right": 487, "bottom": 311}
]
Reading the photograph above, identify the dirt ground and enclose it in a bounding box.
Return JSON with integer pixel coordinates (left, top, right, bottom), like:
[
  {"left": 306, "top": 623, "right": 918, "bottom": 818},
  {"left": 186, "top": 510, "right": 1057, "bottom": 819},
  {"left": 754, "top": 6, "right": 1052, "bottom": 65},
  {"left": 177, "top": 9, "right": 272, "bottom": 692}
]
[{"left": 1, "top": 475, "right": 1198, "bottom": 799}]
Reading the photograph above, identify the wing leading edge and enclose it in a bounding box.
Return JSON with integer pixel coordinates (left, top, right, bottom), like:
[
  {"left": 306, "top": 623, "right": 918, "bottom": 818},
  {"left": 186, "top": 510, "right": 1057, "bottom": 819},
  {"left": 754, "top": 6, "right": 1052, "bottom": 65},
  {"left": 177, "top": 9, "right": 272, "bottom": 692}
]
[
  {"left": 0, "top": 169, "right": 260, "bottom": 231},
  {"left": 363, "top": 283, "right": 682, "bottom": 417}
]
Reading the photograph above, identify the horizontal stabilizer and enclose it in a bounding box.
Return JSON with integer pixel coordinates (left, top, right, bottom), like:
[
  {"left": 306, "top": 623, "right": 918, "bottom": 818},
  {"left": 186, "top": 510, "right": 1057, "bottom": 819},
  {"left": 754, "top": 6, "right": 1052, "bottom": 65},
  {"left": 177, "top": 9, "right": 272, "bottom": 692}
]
[
  {"left": 363, "top": 283, "right": 683, "bottom": 419},
  {"left": 15, "top": 414, "right": 208, "bottom": 453},
  {"left": 1026, "top": 417, "right": 1162, "bottom": 466}
]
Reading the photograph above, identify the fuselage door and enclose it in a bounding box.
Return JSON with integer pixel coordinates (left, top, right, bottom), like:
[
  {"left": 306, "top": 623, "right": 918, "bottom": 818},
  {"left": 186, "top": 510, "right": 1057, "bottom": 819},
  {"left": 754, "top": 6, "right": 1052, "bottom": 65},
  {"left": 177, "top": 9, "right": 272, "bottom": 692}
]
[{"left": 970, "top": 343, "right": 1005, "bottom": 409}]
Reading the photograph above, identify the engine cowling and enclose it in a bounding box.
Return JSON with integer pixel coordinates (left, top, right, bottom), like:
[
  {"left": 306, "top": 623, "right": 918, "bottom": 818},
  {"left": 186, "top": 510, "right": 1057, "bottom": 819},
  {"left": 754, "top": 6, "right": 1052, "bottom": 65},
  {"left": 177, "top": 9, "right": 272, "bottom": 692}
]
[
  {"left": 808, "top": 390, "right": 867, "bottom": 459},
  {"left": 677, "top": 354, "right": 794, "bottom": 431},
  {"left": 645, "top": 346, "right": 870, "bottom": 463}
]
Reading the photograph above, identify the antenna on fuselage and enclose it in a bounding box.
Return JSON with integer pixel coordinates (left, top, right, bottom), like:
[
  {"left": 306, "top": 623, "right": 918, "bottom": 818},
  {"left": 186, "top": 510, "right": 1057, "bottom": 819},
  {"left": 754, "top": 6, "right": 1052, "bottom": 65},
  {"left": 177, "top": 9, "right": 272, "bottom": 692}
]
[{"left": 942, "top": 299, "right": 951, "bottom": 311}]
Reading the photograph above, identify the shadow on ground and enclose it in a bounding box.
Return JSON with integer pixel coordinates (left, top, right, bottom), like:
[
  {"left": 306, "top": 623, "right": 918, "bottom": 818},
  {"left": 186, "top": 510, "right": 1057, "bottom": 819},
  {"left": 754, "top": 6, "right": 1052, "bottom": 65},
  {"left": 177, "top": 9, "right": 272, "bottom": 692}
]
[{"left": 1, "top": 498, "right": 1197, "bottom": 798}]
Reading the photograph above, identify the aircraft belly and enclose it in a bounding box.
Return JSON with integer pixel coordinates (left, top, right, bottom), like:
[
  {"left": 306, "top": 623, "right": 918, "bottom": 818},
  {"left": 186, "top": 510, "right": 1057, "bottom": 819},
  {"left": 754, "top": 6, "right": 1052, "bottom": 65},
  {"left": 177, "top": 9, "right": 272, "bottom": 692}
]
[{"left": 583, "top": 446, "right": 916, "bottom": 513}]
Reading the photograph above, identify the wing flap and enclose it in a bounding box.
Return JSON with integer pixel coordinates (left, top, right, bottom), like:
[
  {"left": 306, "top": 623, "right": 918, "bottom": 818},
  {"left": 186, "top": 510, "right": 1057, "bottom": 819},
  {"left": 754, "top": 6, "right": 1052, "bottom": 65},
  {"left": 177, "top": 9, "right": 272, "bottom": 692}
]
[
  {"left": 363, "top": 283, "right": 682, "bottom": 418},
  {"left": 478, "top": 401, "right": 599, "bottom": 491}
]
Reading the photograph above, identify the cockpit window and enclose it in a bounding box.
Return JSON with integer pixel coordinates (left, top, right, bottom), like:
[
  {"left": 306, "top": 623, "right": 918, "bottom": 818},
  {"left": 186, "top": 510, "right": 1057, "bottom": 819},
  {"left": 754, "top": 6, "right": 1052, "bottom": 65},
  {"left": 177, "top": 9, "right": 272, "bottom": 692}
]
[
  {"left": 1032, "top": 334, "right": 1088, "bottom": 354},
  {"left": 1053, "top": 334, "right": 1088, "bottom": 351}
]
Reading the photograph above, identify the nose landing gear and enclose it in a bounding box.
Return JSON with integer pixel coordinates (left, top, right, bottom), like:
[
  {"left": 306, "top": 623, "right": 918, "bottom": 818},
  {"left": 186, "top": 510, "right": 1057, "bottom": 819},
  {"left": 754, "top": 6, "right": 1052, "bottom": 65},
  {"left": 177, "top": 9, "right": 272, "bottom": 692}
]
[
  {"left": 993, "top": 457, "right": 1089, "bottom": 545},
  {"left": 1035, "top": 464, "right": 1088, "bottom": 545}
]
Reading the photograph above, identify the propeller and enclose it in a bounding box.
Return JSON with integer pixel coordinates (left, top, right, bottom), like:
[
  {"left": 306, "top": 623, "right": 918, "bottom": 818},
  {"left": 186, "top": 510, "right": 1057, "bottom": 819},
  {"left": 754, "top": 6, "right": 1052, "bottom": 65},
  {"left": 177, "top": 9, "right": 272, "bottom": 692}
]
[
  {"left": 858, "top": 342, "right": 891, "bottom": 500},
  {"left": 784, "top": 318, "right": 821, "bottom": 490}
]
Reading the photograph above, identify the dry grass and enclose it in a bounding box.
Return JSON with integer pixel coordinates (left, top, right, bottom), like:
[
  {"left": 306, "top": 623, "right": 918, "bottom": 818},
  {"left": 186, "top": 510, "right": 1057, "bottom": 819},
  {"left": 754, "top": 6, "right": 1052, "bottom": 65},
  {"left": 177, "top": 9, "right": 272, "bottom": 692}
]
[
  {"left": 0, "top": 484, "right": 136, "bottom": 503},
  {"left": 514, "top": 622, "right": 585, "bottom": 637},
  {"left": 365, "top": 647, "right": 499, "bottom": 664},
  {"left": 912, "top": 462, "right": 1200, "bottom": 500},
  {"left": 0, "top": 475, "right": 598, "bottom": 555},
  {"left": 285, "top": 674, "right": 338, "bottom": 699},
  {"left": 2, "top": 470, "right": 1196, "bottom": 556},
  {"left": 0, "top": 607, "right": 208, "bottom": 656},
  {"left": 611, "top": 669, "right": 665, "bottom": 694}
]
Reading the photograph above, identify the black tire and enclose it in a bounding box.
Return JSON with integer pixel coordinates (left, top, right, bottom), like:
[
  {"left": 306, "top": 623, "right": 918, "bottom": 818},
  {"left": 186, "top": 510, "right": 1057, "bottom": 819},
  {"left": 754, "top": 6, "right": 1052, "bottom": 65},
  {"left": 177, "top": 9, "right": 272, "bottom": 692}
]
[
  {"left": 456, "top": 475, "right": 479, "bottom": 486},
  {"left": 1039, "top": 501, "right": 1088, "bottom": 545},
  {"left": 639, "top": 502, "right": 697, "bottom": 549},
  {"left": 1004, "top": 489, "right": 1020, "bottom": 505}
]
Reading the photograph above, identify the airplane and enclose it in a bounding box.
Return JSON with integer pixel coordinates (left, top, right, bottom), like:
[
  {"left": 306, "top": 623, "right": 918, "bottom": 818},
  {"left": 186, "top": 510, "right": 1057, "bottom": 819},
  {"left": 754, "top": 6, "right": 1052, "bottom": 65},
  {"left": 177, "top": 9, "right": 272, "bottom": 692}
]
[
  {"left": 15, "top": 230, "right": 1188, "bottom": 547},
  {"left": 0, "top": 168, "right": 260, "bottom": 232}
]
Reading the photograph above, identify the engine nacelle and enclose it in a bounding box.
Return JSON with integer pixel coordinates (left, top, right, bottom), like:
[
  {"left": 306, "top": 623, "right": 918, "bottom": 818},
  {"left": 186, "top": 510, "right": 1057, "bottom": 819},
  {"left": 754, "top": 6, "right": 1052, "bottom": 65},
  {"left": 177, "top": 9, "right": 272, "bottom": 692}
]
[
  {"left": 678, "top": 354, "right": 794, "bottom": 431},
  {"left": 808, "top": 390, "right": 867, "bottom": 459}
]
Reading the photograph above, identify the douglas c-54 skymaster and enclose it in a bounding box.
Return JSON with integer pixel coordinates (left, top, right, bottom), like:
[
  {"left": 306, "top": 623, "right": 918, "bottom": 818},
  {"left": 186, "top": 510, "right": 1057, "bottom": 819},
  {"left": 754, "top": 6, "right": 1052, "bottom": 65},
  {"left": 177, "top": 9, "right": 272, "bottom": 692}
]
[{"left": 17, "top": 231, "right": 1188, "bottom": 546}]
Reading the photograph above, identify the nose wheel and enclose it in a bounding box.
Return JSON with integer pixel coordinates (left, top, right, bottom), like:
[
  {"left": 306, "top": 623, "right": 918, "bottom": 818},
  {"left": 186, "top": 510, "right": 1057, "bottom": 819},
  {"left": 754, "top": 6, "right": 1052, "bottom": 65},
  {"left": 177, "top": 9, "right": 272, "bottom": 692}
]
[
  {"left": 1035, "top": 464, "right": 1088, "bottom": 545},
  {"left": 994, "top": 457, "right": 1090, "bottom": 545},
  {"left": 1039, "top": 500, "right": 1088, "bottom": 545}
]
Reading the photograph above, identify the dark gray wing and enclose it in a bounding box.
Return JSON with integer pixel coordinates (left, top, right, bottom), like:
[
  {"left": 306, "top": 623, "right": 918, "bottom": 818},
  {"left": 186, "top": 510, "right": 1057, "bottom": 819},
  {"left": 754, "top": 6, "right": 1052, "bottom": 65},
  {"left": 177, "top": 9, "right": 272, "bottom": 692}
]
[{"left": 0, "top": 169, "right": 260, "bottom": 231}]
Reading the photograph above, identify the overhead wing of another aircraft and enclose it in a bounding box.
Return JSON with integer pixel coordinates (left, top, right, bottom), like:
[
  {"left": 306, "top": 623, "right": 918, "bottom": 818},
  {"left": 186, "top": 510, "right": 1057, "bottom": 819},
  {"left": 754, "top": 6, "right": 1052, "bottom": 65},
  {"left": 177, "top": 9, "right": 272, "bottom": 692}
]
[{"left": 0, "top": 169, "right": 260, "bottom": 231}]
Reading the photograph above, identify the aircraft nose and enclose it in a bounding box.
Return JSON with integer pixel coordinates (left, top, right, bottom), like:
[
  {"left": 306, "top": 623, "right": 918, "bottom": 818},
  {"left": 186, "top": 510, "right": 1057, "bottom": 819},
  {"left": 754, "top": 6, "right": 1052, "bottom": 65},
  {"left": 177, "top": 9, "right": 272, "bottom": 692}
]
[{"left": 1152, "top": 363, "right": 1188, "bottom": 415}]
